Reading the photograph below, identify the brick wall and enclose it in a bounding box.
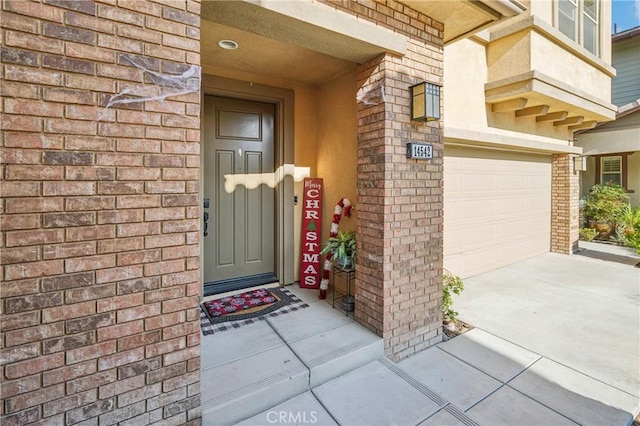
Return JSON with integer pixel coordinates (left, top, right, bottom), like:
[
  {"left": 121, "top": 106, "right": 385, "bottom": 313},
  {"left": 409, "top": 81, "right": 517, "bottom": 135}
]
[
  {"left": 321, "top": 0, "right": 445, "bottom": 361},
  {"left": 1, "top": 1, "right": 202, "bottom": 424},
  {"left": 551, "top": 154, "right": 580, "bottom": 254}
]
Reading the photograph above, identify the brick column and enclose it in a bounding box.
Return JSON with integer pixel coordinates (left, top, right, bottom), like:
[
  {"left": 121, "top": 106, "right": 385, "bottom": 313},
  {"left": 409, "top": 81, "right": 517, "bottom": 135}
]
[
  {"left": 551, "top": 154, "right": 580, "bottom": 254},
  {"left": 355, "top": 50, "right": 444, "bottom": 361},
  {"left": 1, "top": 1, "right": 201, "bottom": 424}
]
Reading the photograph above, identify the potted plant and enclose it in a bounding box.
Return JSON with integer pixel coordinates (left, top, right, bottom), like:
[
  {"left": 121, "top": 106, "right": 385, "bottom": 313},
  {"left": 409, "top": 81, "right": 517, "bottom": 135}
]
[
  {"left": 442, "top": 270, "right": 464, "bottom": 332},
  {"left": 320, "top": 230, "right": 356, "bottom": 270},
  {"left": 585, "top": 183, "right": 629, "bottom": 237}
]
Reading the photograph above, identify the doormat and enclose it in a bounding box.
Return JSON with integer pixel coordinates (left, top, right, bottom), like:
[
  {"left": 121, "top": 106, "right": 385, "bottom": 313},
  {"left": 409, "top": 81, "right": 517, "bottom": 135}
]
[{"left": 200, "top": 287, "right": 308, "bottom": 335}]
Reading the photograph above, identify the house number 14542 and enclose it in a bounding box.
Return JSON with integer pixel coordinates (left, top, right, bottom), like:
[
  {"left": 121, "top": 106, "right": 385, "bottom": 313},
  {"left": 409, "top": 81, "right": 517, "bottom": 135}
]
[{"left": 406, "top": 143, "right": 433, "bottom": 160}]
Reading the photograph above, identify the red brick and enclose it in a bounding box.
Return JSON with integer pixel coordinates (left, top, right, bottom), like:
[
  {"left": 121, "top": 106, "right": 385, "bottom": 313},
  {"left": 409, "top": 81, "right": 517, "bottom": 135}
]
[
  {"left": 42, "top": 360, "right": 96, "bottom": 387},
  {"left": 96, "top": 152, "right": 143, "bottom": 167},
  {"left": 145, "top": 180, "right": 185, "bottom": 194},
  {"left": 42, "top": 389, "right": 97, "bottom": 417},
  {"left": 41, "top": 300, "right": 96, "bottom": 323},
  {"left": 98, "top": 374, "right": 145, "bottom": 400},
  {"left": 5, "top": 322, "right": 64, "bottom": 347},
  {"left": 97, "top": 210, "right": 143, "bottom": 225},
  {"left": 162, "top": 321, "right": 200, "bottom": 342},
  {"left": 162, "top": 371, "right": 199, "bottom": 393},
  {"left": 95, "top": 265, "right": 143, "bottom": 284},
  {"left": 144, "top": 259, "right": 185, "bottom": 277},
  {"left": 0, "top": 375, "right": 41, "bottom": 399},
  {"left": 144, "top": 234, "right": 185, "bottom": 249},
  {"left": 117, "top": 383, "right": 162, "bottom": 408},
  {"left": 97, "top": 319, "right": 144, "bottom": 342},
  {"left": 5, "top": 228, "right": 65, "bottom": 247},
  {"left": 116, "top": 195, "right": 160, "bottom": 209},
  {"left": 5, "top": 352, "right": 65, "bottom": 380},
  {"left": 116, "top": 139, "right": 161, "bottom": 153},
  {"left": 98, "top": 122, "right": 145, "bottom": 138},
  {"left": 0, "top": 406, "right": 41, "bottom": 425},
  {"left": 4, "top": 132, "right": 63, "bottom": 149},
  {"left": 117, "top": 356, "right": 162, "bottom": 380},
  {"left": 5, "top": 197, "right": 63, "bottom": 214},
  {"left": 0, "top": 311, "right": 40, "bottom": 332},
  {"left": 145, "top": 286, "right": 184, "bottom": 304},
  {"left": 4, "top": 260, "right": 64, "bottom": 280},
  {"left": 162, "top": 245, "right": 199, "bottom": 261},
  {"left": 43, "top": 87, "right": 95, "bottom": 105},
  {"left": 5, "top": 165, "right": 63, "bottom": 181},
  {"left": 96, "top": 292, "right": 143, "bottom": 313},
  {"left": 0, "top": 148, "right": 41, "bottom": 164},
  {"left": 43, "top": 212, "right": 95, "bottom": 227},
  {"left": 65, "top": 254, "right": 116, "bottom": 273},
  {"left": 4, "top": 65, "right": 63, "bottom": 86},
  {"left": 41, "top": 272, "right": 94, "bottom": 292},
  {"left": 98, "top": 3, "right": 144, "bottom": 25},
  {"left": 65, "top": 398, "right": 115, "bottom": 424},
  {"left": 97, "top": 237, "right": 144, "bottom": 254},
  {"left": 98, "top": 347, "right": 144, "bottom": 371},
  {"left": 66, "top": 41, "right": 115, "bottom": 63},
  {"left": 0, "top": 214, "right": 40, "bottom": 232},
  {"left": 117, "top": 222, "right": 161, "bottom": 238},
  {"left": 116, "top": 167, "right": 161, "bottom": 181},
  {"left": 0, "top": 11, "right": 39, "bottom": 33},
  {"left": 66, "top": 341, "right": 117, "bottom": 365},
  {"left": 65, "top": 312, "right": 115, "bottom": 335},
  {"left": 42, "top": 331, "right": 96, "bottom": 354},
  {"left": 117, "top": 303, "right": 161, "bottom": 323},
  {"left": 4, "top": 99, "right": 64, "bottom": 117},
  {"left": 0, "top": 182, "right": 40, "bottom": 197},
  {"left": 66, "top": 224, "right": 116, "bottom": 242},
  {"left": 0, "top": 247, "right": 40, "bottom": 265},
  {"left": 66, "top": 73, "right": 117, "bottom": 92},
  {"left": 117, "top": 249, "right": 161, "bottom": 266},
  {"left": 117, "top": 276, "right": 160, "bottom": 295},
  {"left": 65, "top": 135, "right": 115, "bottom": 152},
  {"left": 117, "top": 330, "right": 161, "bottom": 351},
  {"left": 145, "top": 336, "right": 185, "bottom": 358},
  {"left": 161, "top": 219, "right": 199, "bottom": 233},
  {"left": 65, "top": 104, "right": 115, "bottom": 121},
  {"left": 44, "top": 117, "right": 97, "bottom": 135},
  {"left": 66, "top": 196, "right": 115, "bottom": 211},
  {"left": 144, "top": 311, "right": 185, "bottom": 331},
  {"left": 67, "top": 371, "right": 117, "bottom": 396},
  {"left": 98, "top": 181, "right": 144, "bottom": 195},
  {"left": 0, "top": 342, "right": 40, "bottom": 366},
  {"left": 66, "top": 284, "right": 116, "bottom": 304},
  {"left": 0, "top": 279, "right": 39, "bottom": 299},
  {"left": 162, "top": 167, "right": 199, "bottom": 180}
]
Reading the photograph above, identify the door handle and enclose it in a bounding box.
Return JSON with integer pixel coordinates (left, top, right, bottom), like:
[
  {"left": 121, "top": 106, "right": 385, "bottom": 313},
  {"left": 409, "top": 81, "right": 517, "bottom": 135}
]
[{"left": 203, "top": 211, "right": 209, "bottom": 237}]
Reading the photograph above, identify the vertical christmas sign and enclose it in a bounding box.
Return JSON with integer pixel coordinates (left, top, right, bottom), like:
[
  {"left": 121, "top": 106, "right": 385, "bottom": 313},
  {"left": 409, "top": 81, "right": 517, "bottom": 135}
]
[{"left": 300, "top": 178, "right": 323, "bottom": 289}]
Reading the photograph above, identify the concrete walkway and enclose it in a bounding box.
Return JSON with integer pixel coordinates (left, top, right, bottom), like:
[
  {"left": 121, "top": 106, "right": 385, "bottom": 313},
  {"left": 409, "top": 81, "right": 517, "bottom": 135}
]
[{"left": 202, "top": 251, "right": 640, "bottom": 425}]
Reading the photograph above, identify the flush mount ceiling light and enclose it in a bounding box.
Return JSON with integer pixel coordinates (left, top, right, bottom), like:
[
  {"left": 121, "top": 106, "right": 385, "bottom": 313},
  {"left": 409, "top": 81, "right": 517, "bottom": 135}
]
[{"left": 217, "top": 39, "right": 238, "bottom": 50}]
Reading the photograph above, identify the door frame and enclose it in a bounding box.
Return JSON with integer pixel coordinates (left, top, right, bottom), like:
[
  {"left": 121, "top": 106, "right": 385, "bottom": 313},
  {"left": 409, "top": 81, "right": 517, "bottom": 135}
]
[{"left": 200, "top": 74, "right": 295, "bottom": 295}]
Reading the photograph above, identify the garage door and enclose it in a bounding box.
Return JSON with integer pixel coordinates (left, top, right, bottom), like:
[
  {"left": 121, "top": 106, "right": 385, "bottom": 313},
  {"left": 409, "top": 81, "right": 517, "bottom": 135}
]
[{"left": 444, "top": 146, "right": 551, "bottom": 278}]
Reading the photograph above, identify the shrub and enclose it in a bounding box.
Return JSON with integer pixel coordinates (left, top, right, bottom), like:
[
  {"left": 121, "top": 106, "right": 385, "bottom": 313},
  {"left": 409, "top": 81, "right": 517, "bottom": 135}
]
[
  {"left": 585, "top": 183, "right": 630, "bottom": 224},
  {"left": 442, "top": 270, "right": 464, "bottom": 323},
  {"left": 579, "top": 228, "right": 597, "bottom": 241}
]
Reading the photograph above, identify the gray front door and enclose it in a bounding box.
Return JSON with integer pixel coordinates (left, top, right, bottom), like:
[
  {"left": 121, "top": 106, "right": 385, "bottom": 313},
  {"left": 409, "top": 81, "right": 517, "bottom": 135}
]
[{"left": 203, "top": 96, "right": 276, "bottom": 294}]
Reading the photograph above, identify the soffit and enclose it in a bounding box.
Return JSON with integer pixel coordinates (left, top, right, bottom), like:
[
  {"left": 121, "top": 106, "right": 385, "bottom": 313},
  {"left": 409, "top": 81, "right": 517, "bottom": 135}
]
[{"left": 403, "top": 0, "right": 525, "bottom": 44}]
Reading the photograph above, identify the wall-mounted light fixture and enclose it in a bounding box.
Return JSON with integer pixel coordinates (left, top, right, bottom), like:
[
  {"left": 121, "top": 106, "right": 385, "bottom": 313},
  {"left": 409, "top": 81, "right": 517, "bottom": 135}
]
[
  {"left": 574, "top": 156, "right": 587, "bottom": 172},
  {"left": 410, "top": 82, "right": 441, "bottom": 122}
]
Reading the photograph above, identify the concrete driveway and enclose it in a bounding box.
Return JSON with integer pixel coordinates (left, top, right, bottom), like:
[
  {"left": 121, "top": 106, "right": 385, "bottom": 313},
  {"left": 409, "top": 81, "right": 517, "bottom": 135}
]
[{"left": 454, "top": 251, "right": 640, "bottom": 419}]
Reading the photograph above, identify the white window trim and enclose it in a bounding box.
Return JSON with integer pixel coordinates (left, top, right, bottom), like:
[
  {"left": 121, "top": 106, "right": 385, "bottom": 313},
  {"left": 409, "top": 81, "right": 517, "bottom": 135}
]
[
  {"left": 600, "top": 155, "right": 622, "bottom": 185},
  {"left": 555, "top": 0, "right": 601, "bottom": 57}
]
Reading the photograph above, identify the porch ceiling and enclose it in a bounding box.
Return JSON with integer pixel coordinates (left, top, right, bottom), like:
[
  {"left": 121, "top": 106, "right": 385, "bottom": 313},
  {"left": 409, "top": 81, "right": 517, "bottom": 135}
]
[{"left": 201, "top": 20, "right": 355, "bottom": 85}]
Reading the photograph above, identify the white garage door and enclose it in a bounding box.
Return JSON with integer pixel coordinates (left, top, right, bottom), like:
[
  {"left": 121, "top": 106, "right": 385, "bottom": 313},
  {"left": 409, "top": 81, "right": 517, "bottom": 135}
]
[{"left": 444, "top": 146, "right": 551, "bottom": 278}]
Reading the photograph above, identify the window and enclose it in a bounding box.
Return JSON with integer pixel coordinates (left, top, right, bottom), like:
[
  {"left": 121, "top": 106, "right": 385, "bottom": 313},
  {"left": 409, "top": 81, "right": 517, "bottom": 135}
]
[
  {"left": 600, "top": 156, "right": 622, "bottom": 186},
  {"left": 556, "top": 0, "right": 600, "bottom": 56}
]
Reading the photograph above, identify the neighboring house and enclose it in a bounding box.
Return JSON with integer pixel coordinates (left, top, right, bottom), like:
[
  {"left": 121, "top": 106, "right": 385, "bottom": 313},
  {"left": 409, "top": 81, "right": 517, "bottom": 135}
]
[
  {"left": 576, "top": 26, "right": 640, "bottom": 206},
  {"left": 0, "top": 0, "right": 615, "bottom": 425}
]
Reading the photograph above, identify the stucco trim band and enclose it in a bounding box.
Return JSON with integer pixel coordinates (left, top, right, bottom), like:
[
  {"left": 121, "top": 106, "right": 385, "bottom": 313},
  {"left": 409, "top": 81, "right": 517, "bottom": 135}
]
[{"left": 445, "top": 127, "right": 583, "bottom": 154}]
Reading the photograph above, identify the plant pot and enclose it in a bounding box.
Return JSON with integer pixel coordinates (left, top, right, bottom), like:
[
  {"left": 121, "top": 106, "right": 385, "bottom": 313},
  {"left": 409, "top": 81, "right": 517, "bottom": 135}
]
[
  {"left": 588, "top": 220, "right": 613, "bottom": 238},
  {"left": 337, "top": 256, "right": 353, "bottom": 270},
  {"left": 341, "top": 295, "right": 355, "bottom": 312}
]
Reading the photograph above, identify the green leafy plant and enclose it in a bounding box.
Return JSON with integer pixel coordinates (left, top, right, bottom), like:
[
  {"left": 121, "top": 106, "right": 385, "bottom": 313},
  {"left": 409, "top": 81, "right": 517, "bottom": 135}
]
[
  {"left": 615, "top": 204, "right": 640, "bottom": 251},
  {"left": 578, "top": 227, "right": 597, "bottom": 242},
  {"left": 442, "top": 270, "right": 464, "bottom": 324},
  {"left": 320, "top": 230, "right": 356, "bottom": 269},
  {"left": 584, "top": 183, "right": 630, "bottom": 224}
]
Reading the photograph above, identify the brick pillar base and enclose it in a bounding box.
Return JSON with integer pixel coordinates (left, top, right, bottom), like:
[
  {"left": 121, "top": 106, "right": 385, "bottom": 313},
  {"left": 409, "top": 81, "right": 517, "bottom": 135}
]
[{"left": 551, "top": 154, "right": 580, "bottom": 254}]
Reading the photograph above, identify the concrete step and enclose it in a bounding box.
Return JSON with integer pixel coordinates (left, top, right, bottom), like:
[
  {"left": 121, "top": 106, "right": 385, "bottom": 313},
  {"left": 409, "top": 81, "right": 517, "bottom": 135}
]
[{"left": 201, "top": 296, "right": 383, "bottom": 425}]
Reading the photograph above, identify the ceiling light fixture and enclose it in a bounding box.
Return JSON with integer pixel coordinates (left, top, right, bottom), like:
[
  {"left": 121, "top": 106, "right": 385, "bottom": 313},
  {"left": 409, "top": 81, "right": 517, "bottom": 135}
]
[{"left": 217, "top": 39, "right": 238, "bottom": 50}]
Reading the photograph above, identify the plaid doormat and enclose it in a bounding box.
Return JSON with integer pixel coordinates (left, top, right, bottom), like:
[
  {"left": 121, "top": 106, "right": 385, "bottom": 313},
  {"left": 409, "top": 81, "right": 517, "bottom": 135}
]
[{"left": 200, "top": 287, "right": 309, "bottom": 335}]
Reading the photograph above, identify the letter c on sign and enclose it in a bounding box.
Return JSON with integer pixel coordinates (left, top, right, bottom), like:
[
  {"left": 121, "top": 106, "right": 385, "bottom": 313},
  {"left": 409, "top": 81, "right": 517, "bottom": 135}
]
[
  {"left": 266, "top": 411, "right": 278, "bottom": 423},
  {"left": 307, "top": 189, "right": 319, "bottom": 198}
]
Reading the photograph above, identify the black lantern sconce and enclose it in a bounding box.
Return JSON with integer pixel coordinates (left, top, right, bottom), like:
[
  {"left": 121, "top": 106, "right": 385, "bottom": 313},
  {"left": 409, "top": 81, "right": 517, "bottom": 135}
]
[{"left": 410, "top": 82, "right": 441, "bottom": 122}]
